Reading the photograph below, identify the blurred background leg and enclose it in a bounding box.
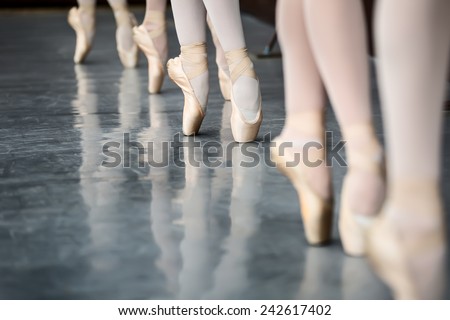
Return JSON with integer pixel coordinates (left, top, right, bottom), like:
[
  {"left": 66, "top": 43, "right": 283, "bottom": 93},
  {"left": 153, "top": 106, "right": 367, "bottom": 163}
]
[{"left": 368, "top": 0, "right": 450, "bottom": 300}]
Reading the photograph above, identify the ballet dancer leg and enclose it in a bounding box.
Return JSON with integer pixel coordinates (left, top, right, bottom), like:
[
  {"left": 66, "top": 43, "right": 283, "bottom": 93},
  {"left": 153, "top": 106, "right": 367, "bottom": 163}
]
[
  {"left": 142, "top": 0, "right": 167, "bottom": 57},
  {"left": 133, "top": 0, "right": 168, "bottom": 93},
  {"left": 302, "top": 0, "right": 385, "bottom": 256},
  {"left": 167, "top": 0, "right": 209, "bottom": 135},
  {"left": 68, "top": 0, "right": 96, "bottom": 64},
  {"left": 203, "top": 0, "right": 262, "bottom": 142},
  {"left": 368, "top": 0, "right": 450, "bottom": 299},
  {"left": 207, "top": 16, "right": 231, "bottom": 101},
  {"left": 273, "top": 0, "right": 333, "bottom": 245},
  {"left": 107, "top": 0, "right": 139, "bottom": 68}
]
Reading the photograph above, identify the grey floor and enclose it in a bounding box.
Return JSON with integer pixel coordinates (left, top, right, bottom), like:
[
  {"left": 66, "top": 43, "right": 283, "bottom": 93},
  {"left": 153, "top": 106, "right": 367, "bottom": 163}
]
[{"left": 0, "top": 8, "right": 449, "bottom": 300}]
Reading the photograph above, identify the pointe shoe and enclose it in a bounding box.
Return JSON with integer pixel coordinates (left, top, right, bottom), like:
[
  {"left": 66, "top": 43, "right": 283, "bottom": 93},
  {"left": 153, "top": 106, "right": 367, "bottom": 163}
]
[
  {"left": 339, "top": 125, "right": 385, "bottom": 256},
  {"left": 226, "top": 48, "right": 262, "bottom": 143},
  {"left": 68, "top": 7, "right": 95, "bottom": 64},
  {"left": 207, "top": 16, "right": 231, "bottom": 101},
  {"left": 133, "top": 11, "right": 167, "bottom": 94},
  {"left": 271, "top": 138, "right": 333, "bottom": 245},
  {"left": 167, "top": 43, "right": 208, "bottom": 136},
  {"left": 367, "top": 185, "right": 446, "bottom": 299},
  {"left": 114, "top": 12, "right": 139, "bottom": 68}
]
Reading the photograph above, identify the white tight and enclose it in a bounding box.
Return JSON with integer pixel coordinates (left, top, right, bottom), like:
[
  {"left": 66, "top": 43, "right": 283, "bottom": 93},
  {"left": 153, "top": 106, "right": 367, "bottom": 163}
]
[
  {"left": 141, "top": 0, "right": 168, "bottom": 62},
  {"left": 171, "top": 0, "right": 245, "bottom": 50},
  {"left": 75, "top": 0, "right": 134, "bottom": 50},
  {"left": 376, "top": 0, "right": 450, "bottom": 185},
  {"left": 170, "top": 0, "right": 259, "bottom": 116},
  {"left": 277, "top": 0, "right": 372, "bottom": 128},
  {"left": 171, "top": 0, "right": 207, "bottom": 45},
  {"left": 276, "top": 0, "right": 383, "bottom": 212}
]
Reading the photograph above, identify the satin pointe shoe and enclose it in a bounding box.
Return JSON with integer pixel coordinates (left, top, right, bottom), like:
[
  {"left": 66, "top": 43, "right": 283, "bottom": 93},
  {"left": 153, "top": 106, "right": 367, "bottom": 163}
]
[
  {"left": 68, "top": 6, "right": 95, "bottom": 64},
  {"left": 225, "top": 48, "right": 263, "bottom": 143},
  {"left": 167, "top": 43, "right": 208, "bottom": 136},
  {"left": 207, "top": 16, "right": 231, "bottom": 101},
  {"left": 367, "top": 182, "right": 446, "bottom": 299},
  {"left": 133, "top": 11, "right": 167, "bottom": 94},
  {"left": 270, "top": 138, "right": 333, "bottom": 245},
  {"left": 339, "top": 124, "right": 385, "bottom": 256},
  {"left": 114, "top": 12, "right": 139, "bottom": 68}
]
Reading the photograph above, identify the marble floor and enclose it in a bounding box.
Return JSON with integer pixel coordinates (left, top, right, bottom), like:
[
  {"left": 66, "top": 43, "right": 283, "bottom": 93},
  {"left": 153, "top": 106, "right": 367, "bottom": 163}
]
[{"left": 0, "top": 8, "right": 449, "bottom": 300}]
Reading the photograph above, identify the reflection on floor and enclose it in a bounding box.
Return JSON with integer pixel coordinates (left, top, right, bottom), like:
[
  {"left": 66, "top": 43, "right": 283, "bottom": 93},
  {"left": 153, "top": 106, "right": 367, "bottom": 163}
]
[{"left": 0, "top": 8, "right": 449, "bottom": 299}]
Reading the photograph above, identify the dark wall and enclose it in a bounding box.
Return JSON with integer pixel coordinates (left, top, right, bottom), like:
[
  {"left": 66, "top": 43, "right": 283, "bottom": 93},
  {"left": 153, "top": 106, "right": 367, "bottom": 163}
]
[
  {"left": 240, "top": 0, "right": 277, "bottom": 25},
  {"left": 1, "top": 0, "right": 140, "bottom": 6},
  {"left": 239, "top": 0, "right": 375, "bottom": 54},
  {"left": 2, "top": 0, "right": 375, "bottom": 53},
  {"left": 362, "top": 0, "right": 376, "bottom": 54}
]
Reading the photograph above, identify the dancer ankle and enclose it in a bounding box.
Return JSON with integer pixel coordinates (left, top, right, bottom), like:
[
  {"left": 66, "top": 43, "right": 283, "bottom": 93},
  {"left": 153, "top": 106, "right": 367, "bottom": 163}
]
[
  {"left": 282, "top": 112, "right": 325, "bottom": 139},
  {"left": 179, "top": 43, "right": 209, "bottom": 109},
  {"left": 342, "top": 122, "right": 382, "bottom": 169},
  {"left": 143, "top": 10, "right": 165, "bottom": 31}
]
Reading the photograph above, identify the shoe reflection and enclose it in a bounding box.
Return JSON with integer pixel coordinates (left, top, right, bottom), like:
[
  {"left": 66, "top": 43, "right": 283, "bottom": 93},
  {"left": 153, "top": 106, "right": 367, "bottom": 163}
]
[
  {"left": 118, "top": 68, "right": 142, "bottom": 131},
  {"left": 177, "top": 137, "right": 213, "bottom": 299},
  {"left": 207, "top": 140, "right": 263, "bottom": 299},
  {"left": 211, "top": 102, "right": 233, "bottom": 206},
  {"left": 140, "top": 95, "right": 182, "bottom": 296},
  {"left": 73, "top": 65, "right": 101, "bottom": 252},
  {"left": 75, "top": 65, "right": 142, "bottom": 237},
  {"left": 74, "top": 64, "right": 120, "bottom": 272},
  {"left": 175, "top": 100, "right": 266, "bottom": 299},
  {"left": 98, "top": 67, "right": 142, "bottom": 178},
  {"left": 75, "top": 66, "right": 159, "bottom": 298}
]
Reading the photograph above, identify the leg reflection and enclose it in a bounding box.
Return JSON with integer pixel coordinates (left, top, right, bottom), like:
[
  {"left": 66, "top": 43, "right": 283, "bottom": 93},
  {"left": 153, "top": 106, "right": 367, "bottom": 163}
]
[
  {"left": 75, "top": 66, "right": 157, "bottom": 298},
  {"left": 81, "top": 66, "right": 138, "bottom": 268},
  {"left": 210, "top": 101, "right": 233, "bottom": 204},
  {"left": 140, "top": 95, "right": 182, "bottom": 296},
  {"left": 74, "top": 65, "right": 127, "bottom": 292},
  {"left": 73, "top": 65, "right": 100, "bottom": 209},
  {"left": 207, "top": 143, "right": 263, "bottom": 299},
  {"left": 177, "top": 138, "right": 212, "bottom": 299},
  {"left": 118, "top": 68, "right": 142, "bottom": 131}
]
